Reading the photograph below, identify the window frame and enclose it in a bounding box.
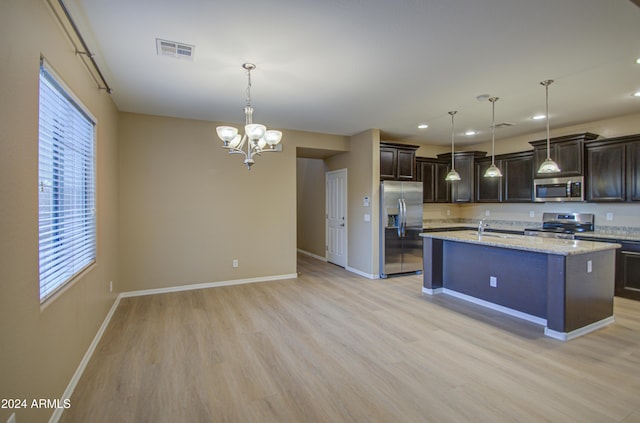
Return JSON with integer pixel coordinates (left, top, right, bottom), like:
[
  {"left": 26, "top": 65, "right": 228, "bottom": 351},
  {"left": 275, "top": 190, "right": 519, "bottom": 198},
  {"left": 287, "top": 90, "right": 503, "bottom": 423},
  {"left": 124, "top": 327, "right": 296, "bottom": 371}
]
[{"left": 38, "top": 58, "right": 97, "bottom": 303}]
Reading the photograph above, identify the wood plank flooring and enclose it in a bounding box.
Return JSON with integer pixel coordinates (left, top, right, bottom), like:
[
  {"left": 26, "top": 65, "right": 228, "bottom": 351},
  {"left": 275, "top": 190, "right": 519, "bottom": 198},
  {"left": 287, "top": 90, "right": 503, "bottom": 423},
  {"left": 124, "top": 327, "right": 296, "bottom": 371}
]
[{"left": 60, "top": 254, "right": 640, "bottom": 422}]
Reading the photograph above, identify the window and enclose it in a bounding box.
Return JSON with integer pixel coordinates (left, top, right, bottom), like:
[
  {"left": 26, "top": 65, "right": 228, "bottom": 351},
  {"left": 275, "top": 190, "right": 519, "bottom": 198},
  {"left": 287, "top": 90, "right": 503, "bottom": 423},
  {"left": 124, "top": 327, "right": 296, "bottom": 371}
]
[{"left": 38, "top": 60, "right": 96, "bottom": 302}]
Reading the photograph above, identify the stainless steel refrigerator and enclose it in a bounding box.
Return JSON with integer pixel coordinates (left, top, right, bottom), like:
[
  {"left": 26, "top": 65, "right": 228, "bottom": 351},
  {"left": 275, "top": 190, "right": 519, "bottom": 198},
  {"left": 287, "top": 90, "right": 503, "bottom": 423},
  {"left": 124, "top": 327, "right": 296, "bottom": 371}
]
[{"left": 380, "top": 181, "right": 423, "bottom": 278}]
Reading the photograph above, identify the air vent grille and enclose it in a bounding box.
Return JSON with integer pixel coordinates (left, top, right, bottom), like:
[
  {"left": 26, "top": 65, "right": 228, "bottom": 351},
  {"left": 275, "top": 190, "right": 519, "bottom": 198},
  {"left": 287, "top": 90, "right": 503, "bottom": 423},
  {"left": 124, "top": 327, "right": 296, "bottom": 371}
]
[
  {"left": 156, "top": 38, "right": 195, "bottom": 60},
  {"left": 494, "top": 122, "right": 515, "bottom": 128}
]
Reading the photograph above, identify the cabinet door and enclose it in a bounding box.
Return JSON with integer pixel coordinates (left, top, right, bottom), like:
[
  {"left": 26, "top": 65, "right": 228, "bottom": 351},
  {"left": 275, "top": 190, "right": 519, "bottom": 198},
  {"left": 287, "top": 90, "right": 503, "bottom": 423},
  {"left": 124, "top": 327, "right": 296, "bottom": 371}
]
[
  {"left": 555, "top": 140, "right": 583, "bottom": 176},
  {"left": 503, "top": 154, "right": 533, "bottom": 202},
  {"left": 434, "top": 162, "right": 451, "bottom": 203},
  {"left": 380, "top": 147, "right": 397, "bottom": 180},
  {"left": 397, "top": 149, "right": 416, "bottom": 180},
  {"left": 475, "top": 160, "right": 502, "bottom": 202},
  {"left": 616, "top": 244, "right": 640, "bottom": 300},
  {"left": 586, "top": 143, "right": 625, "bottom": 202},
  {"left": 628, "top": 141, "right": 640, "bottom": 202},
  {"left": 451, "top": 155, "right": 474, "bottom": 203},
  {"left": 418, "top": 161, "right": 435, "bottom": 202}
]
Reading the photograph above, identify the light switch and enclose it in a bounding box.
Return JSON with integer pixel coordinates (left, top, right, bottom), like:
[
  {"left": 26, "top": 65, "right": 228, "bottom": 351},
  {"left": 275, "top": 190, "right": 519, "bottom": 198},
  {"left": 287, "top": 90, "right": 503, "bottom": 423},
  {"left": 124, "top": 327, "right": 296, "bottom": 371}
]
[
  {"left": 364, "top": 214, "right": 371, "bottom": 222},
  {"left": 587, "top": 260, "right": 592, "bottom": 273},
  {"left": 363, "top": 196, "right": 370, "bottom": 207}
]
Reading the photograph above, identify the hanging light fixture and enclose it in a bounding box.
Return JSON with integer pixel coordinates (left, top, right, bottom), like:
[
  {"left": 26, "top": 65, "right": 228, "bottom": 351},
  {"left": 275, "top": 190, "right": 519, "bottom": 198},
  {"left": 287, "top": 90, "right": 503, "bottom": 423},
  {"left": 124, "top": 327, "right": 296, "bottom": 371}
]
[
  {"left": 484, "top": 97, "right": 503, "bottom": 178},
  {"left": 445, "top": 111, "right": 461, "bottom": 181},
  {"left": 216, "top": 63, "right": 282, "bottom": 169},
  {"left": 537, "top": 79, "right": 561, "bottom": 173}
]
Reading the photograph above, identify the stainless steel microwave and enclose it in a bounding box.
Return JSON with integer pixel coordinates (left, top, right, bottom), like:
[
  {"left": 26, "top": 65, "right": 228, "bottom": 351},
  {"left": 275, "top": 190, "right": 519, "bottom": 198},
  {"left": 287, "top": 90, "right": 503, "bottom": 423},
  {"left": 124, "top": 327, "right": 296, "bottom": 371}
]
[{"left": 534, "top": 176, "right": 584, "bottom": 202}]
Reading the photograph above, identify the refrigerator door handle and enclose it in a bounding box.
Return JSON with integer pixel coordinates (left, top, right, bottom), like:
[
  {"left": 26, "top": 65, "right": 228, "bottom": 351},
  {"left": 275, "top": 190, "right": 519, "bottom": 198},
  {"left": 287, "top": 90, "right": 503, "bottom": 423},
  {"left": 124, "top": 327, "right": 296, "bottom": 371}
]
[
  {"left": 401, "top": 198, "right": 407, "bottom": 237},
  {"left": 397, "top": 198, "right": 402, "bottom": 238}
]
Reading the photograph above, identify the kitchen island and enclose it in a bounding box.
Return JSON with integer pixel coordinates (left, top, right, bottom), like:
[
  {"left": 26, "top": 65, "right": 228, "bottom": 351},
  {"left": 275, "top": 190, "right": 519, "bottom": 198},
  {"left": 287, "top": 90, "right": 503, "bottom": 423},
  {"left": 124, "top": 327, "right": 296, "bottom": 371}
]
[{"left": 420, "top": 231, "right": 621, "bottom": 340}]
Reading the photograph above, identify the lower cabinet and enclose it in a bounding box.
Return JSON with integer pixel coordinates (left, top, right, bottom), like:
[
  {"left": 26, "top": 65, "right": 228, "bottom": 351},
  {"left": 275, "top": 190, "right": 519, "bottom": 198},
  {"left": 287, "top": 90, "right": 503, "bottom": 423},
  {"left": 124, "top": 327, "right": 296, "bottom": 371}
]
[{"left": 616, "top": 241, "right": 640, "bottom": 300}]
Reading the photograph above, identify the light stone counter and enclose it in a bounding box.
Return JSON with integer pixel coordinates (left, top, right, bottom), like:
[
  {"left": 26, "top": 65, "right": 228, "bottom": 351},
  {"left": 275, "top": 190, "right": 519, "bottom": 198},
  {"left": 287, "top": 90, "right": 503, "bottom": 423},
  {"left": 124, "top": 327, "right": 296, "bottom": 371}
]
[{"left": 420, "top": 231, "right": 621, "bottom": 256}]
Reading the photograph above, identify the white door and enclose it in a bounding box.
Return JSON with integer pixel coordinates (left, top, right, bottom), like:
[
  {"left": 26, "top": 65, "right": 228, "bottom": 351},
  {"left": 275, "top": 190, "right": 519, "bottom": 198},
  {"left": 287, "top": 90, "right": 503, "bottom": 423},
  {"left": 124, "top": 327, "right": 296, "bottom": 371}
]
[{"left": 326, "top": 169, "right": 347, "bottom": 267}]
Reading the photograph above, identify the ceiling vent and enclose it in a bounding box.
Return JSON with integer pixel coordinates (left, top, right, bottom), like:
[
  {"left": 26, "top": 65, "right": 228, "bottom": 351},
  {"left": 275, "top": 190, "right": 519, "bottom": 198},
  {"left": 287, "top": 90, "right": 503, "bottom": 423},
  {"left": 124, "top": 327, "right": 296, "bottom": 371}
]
[
  {"left": 156, "top": 38, "right": 195, "bottom": 60},
  {"left": 494, "top": 122, "right": 515, "bottom": 128}
]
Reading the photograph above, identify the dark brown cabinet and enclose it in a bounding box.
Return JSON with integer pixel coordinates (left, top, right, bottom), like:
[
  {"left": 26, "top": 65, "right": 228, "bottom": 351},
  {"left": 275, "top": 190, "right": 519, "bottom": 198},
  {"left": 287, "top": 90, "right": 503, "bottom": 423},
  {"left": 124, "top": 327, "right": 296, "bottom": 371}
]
[
  {"left": 530, "top": 132, "right": 598, "bottom": 178},
  {"left": 380, "top": 142, "right": 419, "bottom": 181},
  {"left": 474, "top": 151, "right": 534, "bottom": 203},
  {"left": 416, "top": 158, "right": 450, "bottom": 203},
  {"left": 585, "top": 135, "right": 640, "bottom": 202},
  {"left": 616, "top": 241, "right": 640, "bottom": 300},
  {"left": 437, "top": 151, "right": 487, "bottom": 203}
]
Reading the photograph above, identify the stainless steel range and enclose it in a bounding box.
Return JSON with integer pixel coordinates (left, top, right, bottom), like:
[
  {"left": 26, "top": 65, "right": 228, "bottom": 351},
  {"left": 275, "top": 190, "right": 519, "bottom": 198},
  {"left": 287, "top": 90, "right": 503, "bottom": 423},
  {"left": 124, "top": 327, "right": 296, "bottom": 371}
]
[{"left": 524, "top": 212, "right": 594, "bottom": 240}]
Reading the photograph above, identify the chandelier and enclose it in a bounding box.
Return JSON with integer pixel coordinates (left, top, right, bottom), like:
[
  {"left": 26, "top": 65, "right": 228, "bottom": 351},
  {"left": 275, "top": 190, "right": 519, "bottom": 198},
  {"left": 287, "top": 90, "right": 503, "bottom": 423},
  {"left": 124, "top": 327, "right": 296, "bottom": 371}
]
[{"left": 216, "top": 63, "right": 282, "bottom": 169}]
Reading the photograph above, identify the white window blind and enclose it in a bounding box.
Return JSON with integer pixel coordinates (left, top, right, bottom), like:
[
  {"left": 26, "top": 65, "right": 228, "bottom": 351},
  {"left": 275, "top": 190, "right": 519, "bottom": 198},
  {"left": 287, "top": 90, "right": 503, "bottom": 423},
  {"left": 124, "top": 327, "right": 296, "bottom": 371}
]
[{"left": 38, "top": 60, "right": 96, "bottom": 302}]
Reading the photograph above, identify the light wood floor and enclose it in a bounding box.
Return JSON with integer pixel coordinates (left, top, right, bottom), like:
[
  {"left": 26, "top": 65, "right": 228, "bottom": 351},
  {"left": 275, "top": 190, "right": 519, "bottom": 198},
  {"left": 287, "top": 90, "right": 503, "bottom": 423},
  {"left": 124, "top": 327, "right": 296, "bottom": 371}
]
[{"left": 61, "top": 254, "right": 640, "bottom": 423}]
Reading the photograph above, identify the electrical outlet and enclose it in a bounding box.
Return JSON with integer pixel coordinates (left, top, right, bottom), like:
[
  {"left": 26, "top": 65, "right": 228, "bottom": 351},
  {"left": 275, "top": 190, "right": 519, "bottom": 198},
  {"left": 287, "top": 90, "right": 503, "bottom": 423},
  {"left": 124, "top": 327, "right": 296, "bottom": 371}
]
[
  {"left": 364, "top": 213, "right": 371, "bottom": 222},
  {"left": 490, "top": 276, "right": 497, "bottom": 287},
  {"left": 529, "top": 210, "right": 535, "bottom": 218},
  {"left": 606, "top": 212, "right": 613, "bottom": 221},
  {"left": 485, "top": 209, "right": 490, "bottom": 217},
  {"left": 587, "top": 260, "right": 593, "bottom": 273},
  {"left": 109, "top": 280, "right": 113, "bottom": 293},
  {"left": 446, "top": 209, "right": 451, "bottom": 216},
  {"left": 232, "top": 259, "right": 239, "bottom": 268},
  {"left": 7, "top": 412, "right": 16, "bottom": 423}
]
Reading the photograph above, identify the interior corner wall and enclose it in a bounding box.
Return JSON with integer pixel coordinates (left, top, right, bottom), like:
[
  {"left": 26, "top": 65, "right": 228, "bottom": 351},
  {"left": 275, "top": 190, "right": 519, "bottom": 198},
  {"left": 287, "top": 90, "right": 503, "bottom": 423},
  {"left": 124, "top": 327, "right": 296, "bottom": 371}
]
[
  {"left": 0, "top": 1, "right": 120, "bottom": 422},
  {"left": 118, "top": 112, "right": 298, "bottom": 292},
  {"left": 296, "top": 158, "right": 328, "bottom": 258},
  {"left": 326, "top": 129, "right": 380, "bottom": 277}
]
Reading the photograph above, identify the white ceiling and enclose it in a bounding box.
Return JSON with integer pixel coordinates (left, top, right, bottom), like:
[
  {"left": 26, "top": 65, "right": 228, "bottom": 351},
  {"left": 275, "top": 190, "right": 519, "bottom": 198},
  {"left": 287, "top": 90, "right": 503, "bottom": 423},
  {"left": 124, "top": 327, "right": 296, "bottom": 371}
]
[{"left": 67, "top": 0, "right": 640, "bottom": 147}]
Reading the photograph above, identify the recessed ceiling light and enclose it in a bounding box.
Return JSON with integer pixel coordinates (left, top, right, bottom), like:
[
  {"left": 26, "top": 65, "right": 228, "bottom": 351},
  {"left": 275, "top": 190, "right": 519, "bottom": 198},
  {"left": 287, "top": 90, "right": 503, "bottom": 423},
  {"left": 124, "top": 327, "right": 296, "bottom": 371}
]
[
  {"left": 633, "top": 91, "right": 640, "bottom": 97},
  {"left": 418, "top": 123, "right": 429, "bottom": 129},
  {"left": 532, "top": 114, "right": 546, "bottom": 120},
  {"left": 636, "top": 58, "right": 640, "bottom": 64},
  {"left": 464, "top": 130, "right": 477, "bottom": 136}
]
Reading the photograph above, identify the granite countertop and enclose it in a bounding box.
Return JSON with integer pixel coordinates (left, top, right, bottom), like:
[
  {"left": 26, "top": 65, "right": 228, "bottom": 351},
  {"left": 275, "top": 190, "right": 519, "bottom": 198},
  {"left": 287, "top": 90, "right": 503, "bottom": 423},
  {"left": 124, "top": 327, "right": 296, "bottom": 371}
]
[
  {"left": 422, "top": 220, "right": 640, "bottom": 242},
  {"left": 419, "top": 230, "right": 622, "bottom": 256}
]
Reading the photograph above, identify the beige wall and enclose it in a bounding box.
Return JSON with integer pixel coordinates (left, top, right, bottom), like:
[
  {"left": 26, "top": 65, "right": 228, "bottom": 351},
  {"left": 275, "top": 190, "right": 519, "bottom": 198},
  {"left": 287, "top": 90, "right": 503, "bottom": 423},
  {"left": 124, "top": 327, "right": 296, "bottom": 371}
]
[
  {"left": 465, "top": 112, "right": 640, "bottom": 155},
  {"left": 0, "top": 1, "right": 120, "bottom": 422},
  {"left": 326, "top": 129, "right": 380, "bottom": 276},
  {"left": 118, "top": 113, "right": 300, "bottom": 291},
  {"left": 296, "top": 158, "right": 327, "bottom": 257}
]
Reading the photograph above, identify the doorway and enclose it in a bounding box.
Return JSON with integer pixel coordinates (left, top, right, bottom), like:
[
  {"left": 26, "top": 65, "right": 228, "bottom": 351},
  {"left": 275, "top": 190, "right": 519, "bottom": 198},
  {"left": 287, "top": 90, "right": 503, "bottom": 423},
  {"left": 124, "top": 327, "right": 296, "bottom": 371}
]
[{"left": 326, "top": 169, "right": 347, "bottom": 267}]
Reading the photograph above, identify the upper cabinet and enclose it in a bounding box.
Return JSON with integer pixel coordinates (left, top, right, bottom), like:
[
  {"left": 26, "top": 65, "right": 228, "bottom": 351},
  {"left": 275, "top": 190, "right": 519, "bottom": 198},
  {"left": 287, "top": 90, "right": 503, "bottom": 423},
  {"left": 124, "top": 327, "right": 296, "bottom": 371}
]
[
  {"left": 475, "top": 151, "right": 534, "bottom": 203},
  {"left": 437, "top": 151, "right": 487, "bottom": 203},
  {"left": 529, "top": 132, "right": 599, "bottom": 178},
  {"left": 585, "top": 134, "right": 640, "bottom": 202},
  {"left": 416, "top": 157, "right": 451, "bottom": 203},
  {"left": 380, "top": 142, "right": 419, "bottom": 181}
]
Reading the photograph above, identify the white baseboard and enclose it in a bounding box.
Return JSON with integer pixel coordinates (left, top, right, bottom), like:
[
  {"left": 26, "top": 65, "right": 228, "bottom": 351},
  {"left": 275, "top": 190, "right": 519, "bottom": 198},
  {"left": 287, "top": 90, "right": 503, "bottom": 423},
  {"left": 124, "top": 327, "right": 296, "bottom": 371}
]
[
  {"left": 51, "top": 272, "right": 298, "bottom": 422},
  {"left": 439, "top": 288, "right": 548, "bottom": 327},
  {"left": 544, "top": 316, "right": 615, "bottom": 341},
  {"left": 297, "top": 248, "right": 327, "bottom": 262},
  {"left": 421, "top": 286, "right": 443, "bottom": 295},
  {"left": 49, "top": 294, "right": 122, "bottom": 423},
  {"left": 120, "top": 273, "right": 298, "bottom": 298},
  {"left": 346, "top": 266, "right": 378, "bottom": 279}
]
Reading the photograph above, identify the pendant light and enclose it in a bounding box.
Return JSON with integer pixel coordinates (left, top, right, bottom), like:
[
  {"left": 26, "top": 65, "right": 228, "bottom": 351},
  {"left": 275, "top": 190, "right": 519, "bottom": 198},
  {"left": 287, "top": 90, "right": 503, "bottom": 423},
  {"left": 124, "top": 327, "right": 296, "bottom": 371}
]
[
  {"left": 537, "top": 79, "right": 561, "bottom": 173},
  {"left": 484, "top": 96, "right": 503, "bottom": 178},
  {"left": 445, "top": 111, "right": 461, "bottom": 181}
]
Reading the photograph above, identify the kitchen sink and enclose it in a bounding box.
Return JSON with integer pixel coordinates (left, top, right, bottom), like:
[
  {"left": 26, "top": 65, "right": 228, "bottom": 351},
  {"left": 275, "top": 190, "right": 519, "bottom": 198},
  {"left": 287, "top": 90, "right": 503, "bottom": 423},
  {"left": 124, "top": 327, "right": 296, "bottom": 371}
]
[{"left": 464, "top": 231, "right": 519, "bottom": 240}]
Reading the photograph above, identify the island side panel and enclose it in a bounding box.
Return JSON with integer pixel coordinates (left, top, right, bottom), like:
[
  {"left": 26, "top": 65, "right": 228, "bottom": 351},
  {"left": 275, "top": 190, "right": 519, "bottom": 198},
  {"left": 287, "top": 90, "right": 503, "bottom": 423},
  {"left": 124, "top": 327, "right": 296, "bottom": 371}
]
[
  {"left": 443, "top": 241, "right": 548, "bottom": 318},
  {"left": 564, "top": 250, "right": 615, "bottom": 332},
  {"left": 423, "top": 237, "right": 444, "bottom": 291},
  {"left": 545, "top": 255, "right": 567, "bottom": 332}
]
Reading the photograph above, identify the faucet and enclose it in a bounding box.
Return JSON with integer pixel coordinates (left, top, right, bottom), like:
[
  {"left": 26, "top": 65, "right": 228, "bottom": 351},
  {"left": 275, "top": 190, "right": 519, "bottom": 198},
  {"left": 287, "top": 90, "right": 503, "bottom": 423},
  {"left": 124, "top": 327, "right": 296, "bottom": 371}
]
[{"left": 478, "top": 219, "right": 488, "bottom": 236}]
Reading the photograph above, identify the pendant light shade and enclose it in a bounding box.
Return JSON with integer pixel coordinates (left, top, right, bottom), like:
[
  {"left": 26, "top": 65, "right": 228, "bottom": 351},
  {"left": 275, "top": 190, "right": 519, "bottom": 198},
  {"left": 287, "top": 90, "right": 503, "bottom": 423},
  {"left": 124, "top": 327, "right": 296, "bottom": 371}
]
[
  {"left": 484, "top": 96, "right": 503, "bottom": 178},
  {"left": 445, "top": 111, "right": 461, "bottom": 181},
  {"left": 537, "top": 80, "right": 561, "bottom": 174}
]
